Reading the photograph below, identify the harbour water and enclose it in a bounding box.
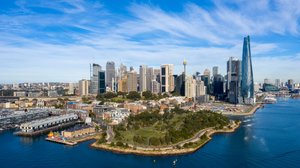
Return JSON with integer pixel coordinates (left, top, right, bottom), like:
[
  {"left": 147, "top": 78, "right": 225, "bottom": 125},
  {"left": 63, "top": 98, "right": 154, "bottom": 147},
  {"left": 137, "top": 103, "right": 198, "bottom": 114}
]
[{"left": 0, "top": 98, "right": 300, "bottom": 168}]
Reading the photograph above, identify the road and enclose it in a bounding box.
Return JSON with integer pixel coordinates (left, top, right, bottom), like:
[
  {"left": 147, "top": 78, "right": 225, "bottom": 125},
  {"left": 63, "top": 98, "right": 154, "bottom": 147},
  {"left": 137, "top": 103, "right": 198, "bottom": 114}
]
[
  {"left": 106, "top": 126, "right": 114, "bottom": 142},
  {"left": 127, "top": 127, "right": 212, "bottom": 151}
]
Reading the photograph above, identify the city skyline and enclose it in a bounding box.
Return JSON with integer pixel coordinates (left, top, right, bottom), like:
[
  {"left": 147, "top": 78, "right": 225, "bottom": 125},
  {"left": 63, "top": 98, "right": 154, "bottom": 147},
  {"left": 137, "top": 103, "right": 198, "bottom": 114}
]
[{"left": 1, "top": 0, "right": 300, "bottom": 83}]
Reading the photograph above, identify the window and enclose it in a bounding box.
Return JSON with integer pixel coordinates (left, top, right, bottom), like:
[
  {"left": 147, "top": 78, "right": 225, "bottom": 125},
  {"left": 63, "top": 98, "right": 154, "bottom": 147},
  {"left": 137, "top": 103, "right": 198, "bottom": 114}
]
[{"left": 161, "top": 67, "right": 166, "bottom": 75}]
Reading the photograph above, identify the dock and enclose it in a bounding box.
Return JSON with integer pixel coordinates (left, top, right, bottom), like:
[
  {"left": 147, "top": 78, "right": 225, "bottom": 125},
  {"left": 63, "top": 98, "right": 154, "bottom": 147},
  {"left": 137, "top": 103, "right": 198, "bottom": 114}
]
[
  {"left": 14, "top": 121, "right": 78, "bottom": 136},
  {"left": 46, "top": 137, "right": 77, "bottom": 146}
]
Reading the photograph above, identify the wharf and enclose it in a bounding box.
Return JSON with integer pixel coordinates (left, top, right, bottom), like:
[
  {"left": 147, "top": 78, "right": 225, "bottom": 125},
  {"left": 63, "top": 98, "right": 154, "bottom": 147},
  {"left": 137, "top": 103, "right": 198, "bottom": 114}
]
[
  {"left": 14, "top": 121, "right": 79, "bottom": 137},
  {"left": 46, "top": 137, "right": 77, "bottom": 146}
]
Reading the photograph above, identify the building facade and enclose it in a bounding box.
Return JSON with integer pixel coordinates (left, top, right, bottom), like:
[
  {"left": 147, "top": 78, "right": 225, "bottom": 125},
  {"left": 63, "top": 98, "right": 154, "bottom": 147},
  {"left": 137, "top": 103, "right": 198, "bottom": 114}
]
[
  {"left": 90, "top": 64, "right": 101, "bottom": 94},
  {"left": 106, "top": 61, "right": 116, "bottom": 91},
  {"left": 127, "top": 71, "right": 138, "bottom": 92},
  {"left": 241, "top": 36, "right": 255, "bottom": 104},
  {"left": 99, "top": 70, "right": 106, "bottom": 94},
  {"left": 160, "top": 64, "right": 174, "bottom": 93},
  {"left": 139, "top": 65, "right": 147, "bottom": 92}
]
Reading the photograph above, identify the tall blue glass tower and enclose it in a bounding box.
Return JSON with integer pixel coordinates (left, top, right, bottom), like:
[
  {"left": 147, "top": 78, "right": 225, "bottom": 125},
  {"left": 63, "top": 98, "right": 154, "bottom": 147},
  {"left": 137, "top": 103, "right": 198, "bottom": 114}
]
[{"left": 241, "top": 36, "right": 255, "bottom": 104}]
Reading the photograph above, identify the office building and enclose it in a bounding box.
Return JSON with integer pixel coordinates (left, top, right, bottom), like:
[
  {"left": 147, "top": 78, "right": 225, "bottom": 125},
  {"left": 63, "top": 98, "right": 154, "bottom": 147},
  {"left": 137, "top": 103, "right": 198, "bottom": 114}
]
[
  {"left": 139, "top": 65, "right": 147, "bottom": 92},
  {"left": 146, "top": 67, "right": 155, "bottom": 92},
  {"left": 287, "top": 79, "right": 294, "bottom": 90},
  {"left": 212, "top": 66, "right": 218, "bottom": 76},
  {"left": 160, "top": 64, "right": 174, "bottom": 93},
  {"left": 106, "top": 61, "right": 116, "bottom": 91},
  {"left": 99, "top": 70, "right": 106, "bottom": 94},
  {"left": 227, "top": 57, "right": 242, "bottom": 104},
  {"left": 151, "top": 80, "right": 160, "bottom": 94},
  {"left": 275, "top": 79, "right": 281, "bottom": 88},
  {"left": 241, "top": 36, "right": 255, "bottom": 104},
  {"left": 79, "top": 79, "right": 90, "bottom": 96},
  {"left": 127, "top": 71, "right": 138, "bottom": 92},
  {"left": 90, "top": 63, "right": 101, "bottom": 94},
  {"left": 67, "top": 83, "right": 74, "bottom": 95},
  {"left": 185, "top": 75, "right": 196, "bottom": 98}
]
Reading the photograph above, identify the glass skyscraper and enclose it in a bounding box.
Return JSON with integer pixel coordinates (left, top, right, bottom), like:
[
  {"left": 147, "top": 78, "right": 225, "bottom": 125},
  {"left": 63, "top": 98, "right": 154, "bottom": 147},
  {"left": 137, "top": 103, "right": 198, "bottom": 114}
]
[
  {"left": 90, "top": 63, "right": 101, "bottom": 94},
  {"left": 241, "top": 36, "right": 255, "bottom": 104}
]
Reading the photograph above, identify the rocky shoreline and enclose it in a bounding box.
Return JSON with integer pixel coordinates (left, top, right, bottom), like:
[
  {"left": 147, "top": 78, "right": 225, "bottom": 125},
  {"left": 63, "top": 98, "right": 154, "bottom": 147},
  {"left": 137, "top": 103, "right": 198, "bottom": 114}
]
[{"left": 90, "top": 121, "right": 241, "bottom": 156}]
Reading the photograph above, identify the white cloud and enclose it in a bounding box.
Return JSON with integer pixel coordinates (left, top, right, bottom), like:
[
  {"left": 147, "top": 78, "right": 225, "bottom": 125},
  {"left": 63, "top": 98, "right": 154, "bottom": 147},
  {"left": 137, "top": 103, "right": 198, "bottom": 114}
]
[{"left": 0, "top": 0, "right": 299, "bottom": 83}]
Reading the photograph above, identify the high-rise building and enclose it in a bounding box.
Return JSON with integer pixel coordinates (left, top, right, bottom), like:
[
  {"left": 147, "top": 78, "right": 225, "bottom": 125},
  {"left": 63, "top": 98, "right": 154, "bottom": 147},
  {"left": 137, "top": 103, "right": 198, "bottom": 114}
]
[
  {"left": 118, "top": 63, "right": 127, "bottom": 80},
  {"left": 151, "top": 80, "right": 160, "bottom": 94},
  {"left": 146, "top": 67, "right": 154, "bottom": 92},
  {"left": 287, "top": 79, "right": 294, "bottom": 90},
  {"left": 203, "top": 69, "right": 211, "bottom": 78},
  {"left": 139, "top": 65, "right": 147, "bottom": 92},
  {"left": 264, "top": 78, "right": 272, "bottom": 84},
  {"left": 212, "top": 66, "right": 218, "bottom": 77},
  {"left": 241, "top": 36, "right": 255, "bottom": 104},
  {"left": 90, "top": 63, "right": 101, "bottom": 94},
  {"left": 175, "top": 74, "right": 185, "bottom": 96},
  {"left": 227, "top": 57, "right": 242, "bottom": 104},
  {"left": 202, "top": 69, "right": 211, "bottom": 94},
  {"left": 106, "top": 61, "right": 116, "bottom": 91},
  {"left": 127, "top": 71, "right": 138, "bottom": 92},
  {"left": 275, "top": 79, "right": 281, "bottom": 88},
  {"left": 196, "top": 80, "right": 206, "bottom": 96},
  {"left": 99, "top": 70, "right": 106, "bottom": 94},
  {"left": 79, "top": 79, "right": 90, "bottom": 96},
  {"left": 153, "top": 68, "right": 160, "bottom": 83},
  {"left": 185, "top": 75, "right": 196, "bottom": 98},
  {"left": 212, "top": 74, "right": 225, "bottom": 100},
  {"left": 67, "top": 83, "right": 74, "bottom": 95},
  {"left": 160, "top": 64, "right": 174, "bottom": 93},
  {"left": 118, "top": 78, "right": 128, "bottom": 92}
]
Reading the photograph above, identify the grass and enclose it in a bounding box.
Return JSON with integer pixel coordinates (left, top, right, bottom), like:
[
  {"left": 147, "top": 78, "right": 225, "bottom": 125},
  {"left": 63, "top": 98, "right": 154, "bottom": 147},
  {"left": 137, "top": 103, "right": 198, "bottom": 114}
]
[
  {"left": 113, "top": 113, "right": 187, "bottom": 145},
  {"left": 114, "top": 124, "right": 166, "bottom": 144}
]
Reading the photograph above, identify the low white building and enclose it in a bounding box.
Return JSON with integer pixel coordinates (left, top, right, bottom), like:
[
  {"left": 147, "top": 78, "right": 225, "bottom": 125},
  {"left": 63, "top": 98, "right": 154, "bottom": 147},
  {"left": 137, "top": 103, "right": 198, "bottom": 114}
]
[{"left": 20, "top": 113, "right": 78, "bottom": 133}]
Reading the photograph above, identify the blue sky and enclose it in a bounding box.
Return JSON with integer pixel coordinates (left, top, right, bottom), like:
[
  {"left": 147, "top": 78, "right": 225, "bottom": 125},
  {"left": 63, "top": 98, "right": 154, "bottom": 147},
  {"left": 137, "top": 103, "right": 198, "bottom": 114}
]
[{"left": 0, "top": 0, "right": 300, "bottom": 83}]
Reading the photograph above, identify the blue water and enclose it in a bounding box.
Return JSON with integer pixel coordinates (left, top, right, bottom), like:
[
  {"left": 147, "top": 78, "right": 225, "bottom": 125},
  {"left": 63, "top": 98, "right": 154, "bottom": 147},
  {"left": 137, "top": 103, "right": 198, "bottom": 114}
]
[{"left": 1, "top": 98, "right": 300, "bottom": 168}]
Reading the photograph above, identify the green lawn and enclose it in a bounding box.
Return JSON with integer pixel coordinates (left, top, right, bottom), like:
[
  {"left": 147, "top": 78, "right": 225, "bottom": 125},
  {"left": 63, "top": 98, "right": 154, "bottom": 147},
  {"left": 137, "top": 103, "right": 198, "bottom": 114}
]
[{"left": 112, "top": 109, "right": 229, "bottom": 147}]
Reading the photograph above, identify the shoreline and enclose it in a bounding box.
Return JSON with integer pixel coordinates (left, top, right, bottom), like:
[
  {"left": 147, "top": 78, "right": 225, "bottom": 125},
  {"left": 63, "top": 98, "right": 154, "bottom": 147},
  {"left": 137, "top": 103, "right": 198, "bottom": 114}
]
[
  {"left": 90, "top": 121, "right": 241, "bottom": 156},
  {"left": 222, "top": 103, "right": 263, "bottom": 116}
]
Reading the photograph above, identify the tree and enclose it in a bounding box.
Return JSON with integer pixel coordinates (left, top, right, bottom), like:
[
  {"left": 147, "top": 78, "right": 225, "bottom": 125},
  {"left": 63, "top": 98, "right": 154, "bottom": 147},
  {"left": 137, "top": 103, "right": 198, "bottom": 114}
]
[
  {"left": 117, "top": 91, "right": 127, "bottom": 98},
  {"left": 142, "top": 91, "right": 153, "bottom": 100},
  {"left": 95, "top": 125, "right": 100, "bottom": 132},
  {"left": 127, "top": 91, "right": 141, "bottom": 100},
  {"left": 162, "top": 93, "right": 169, "bottom": 98},
  {"left": 103, "top": 92, "right": 117, "bottom": 99}
]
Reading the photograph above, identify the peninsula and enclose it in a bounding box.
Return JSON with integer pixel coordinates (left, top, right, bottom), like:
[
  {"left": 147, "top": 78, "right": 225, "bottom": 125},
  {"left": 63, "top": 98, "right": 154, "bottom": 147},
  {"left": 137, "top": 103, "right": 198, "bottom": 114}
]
[{"left": 92, "top": 108, "right": 241, "bottom": 156}]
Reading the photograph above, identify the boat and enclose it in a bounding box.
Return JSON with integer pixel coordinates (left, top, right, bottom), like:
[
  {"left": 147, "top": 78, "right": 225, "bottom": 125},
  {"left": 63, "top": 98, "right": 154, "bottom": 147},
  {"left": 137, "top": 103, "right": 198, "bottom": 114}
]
[
  {"left": 173, "top": 159, "right": 177, "bottom": 166},
  {"left": 264, "top": 97, "right": 277, "bottom": 104}
]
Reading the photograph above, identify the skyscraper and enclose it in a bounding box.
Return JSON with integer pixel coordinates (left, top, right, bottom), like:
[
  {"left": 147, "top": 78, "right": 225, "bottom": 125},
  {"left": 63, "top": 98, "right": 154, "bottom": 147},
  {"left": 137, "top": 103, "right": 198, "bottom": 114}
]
[
  {"left": 127, "top": 71, "right": 138, "bottom": 92},
  {"left": 139, "top": 65, "right": 147, "bottom": 92},
  {"left": 79, "top": 79, "right": 90, "bottom": 96},
  {"left": 106, "top": 61, "right": 116, "bottom": 91},
  {"left": 90, "top": 63, "right": 101, "bottom": 94},
  {"left": 227, "top": 57, "right": 242, "bottom": 104},
  {"left": 241, "top": 36, "right": 255, "bottom": 104},
  {"left": 264, "top": 78, "right": 272, "bottom": 84},
  {"left": 118, "top": 63, "right": 127, "bottom": 80},
  {"left": 175, "top": 60, "right": 187, "bottom": 96},
  {"left": 160, "top": 64, "right": 174, "bottom": 93},
  {"left": 212, "top": 66, "right": 218, "bottom": 77},
  {"left": 185, "top": 75, "right": 196, "bottom": 98},
  {"left": 287, "top": 79, "right": 294, "bottom": 90},
  {"left": 275, "top": 79, "right": 281, "bottom": 88},
  {"left": 99, "top": 70, "right": 106, "bottom": 94}
]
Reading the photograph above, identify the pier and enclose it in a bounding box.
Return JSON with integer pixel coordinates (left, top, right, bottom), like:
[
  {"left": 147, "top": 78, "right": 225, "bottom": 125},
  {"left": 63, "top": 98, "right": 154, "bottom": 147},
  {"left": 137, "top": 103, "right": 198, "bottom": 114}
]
[{"left": 15, "top": 113, "right": 79, "bottom": 136}]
